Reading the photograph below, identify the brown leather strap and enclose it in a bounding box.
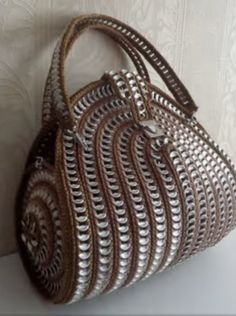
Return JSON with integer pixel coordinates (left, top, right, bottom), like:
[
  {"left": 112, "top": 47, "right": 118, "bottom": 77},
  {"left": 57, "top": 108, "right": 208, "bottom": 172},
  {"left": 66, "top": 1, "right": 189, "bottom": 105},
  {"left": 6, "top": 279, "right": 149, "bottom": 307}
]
[{"left": 48, "top": 14, "right": 198, "bottom": 130}]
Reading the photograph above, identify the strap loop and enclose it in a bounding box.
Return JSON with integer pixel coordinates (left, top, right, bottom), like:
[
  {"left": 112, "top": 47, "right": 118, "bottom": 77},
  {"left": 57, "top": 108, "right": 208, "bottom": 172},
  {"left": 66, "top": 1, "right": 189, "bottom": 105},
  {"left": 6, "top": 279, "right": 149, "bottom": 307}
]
[
  {"left": 102, "top": 69, "right": 152, "bottom": 125},
  {"left": 45, "top": 14, "right": 198, "bottom": 130}
]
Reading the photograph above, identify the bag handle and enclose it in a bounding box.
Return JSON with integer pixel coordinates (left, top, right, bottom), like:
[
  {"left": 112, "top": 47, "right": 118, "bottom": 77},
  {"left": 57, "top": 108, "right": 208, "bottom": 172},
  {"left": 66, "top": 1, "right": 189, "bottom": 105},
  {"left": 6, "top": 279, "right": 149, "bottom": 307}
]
[
  {"left": 42, "top": 22, "right": 152, "bottom": 124},
  {"left": 48, "top": 14, "right": 198, "bottom": 130}
]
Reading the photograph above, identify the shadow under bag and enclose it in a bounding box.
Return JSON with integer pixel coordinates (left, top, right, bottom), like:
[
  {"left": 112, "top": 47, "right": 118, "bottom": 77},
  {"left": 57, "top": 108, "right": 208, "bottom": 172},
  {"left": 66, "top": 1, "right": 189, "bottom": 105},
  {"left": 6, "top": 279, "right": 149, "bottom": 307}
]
[{"left": 15, "top": 14, "right": 236, "bottom": 304}]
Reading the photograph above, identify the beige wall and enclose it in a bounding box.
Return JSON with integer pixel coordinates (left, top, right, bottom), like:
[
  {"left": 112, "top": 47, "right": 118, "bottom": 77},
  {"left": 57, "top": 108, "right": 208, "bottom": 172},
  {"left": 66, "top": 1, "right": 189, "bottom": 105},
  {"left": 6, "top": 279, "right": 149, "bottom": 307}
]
[{"left": 0, "top": 0, "right": 236, "bottom": 256}]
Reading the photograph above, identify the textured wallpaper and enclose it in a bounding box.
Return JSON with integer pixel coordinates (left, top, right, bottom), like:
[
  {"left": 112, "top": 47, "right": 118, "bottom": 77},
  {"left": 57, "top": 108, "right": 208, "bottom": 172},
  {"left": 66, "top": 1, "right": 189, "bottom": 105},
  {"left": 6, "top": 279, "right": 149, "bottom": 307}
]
[{"left": 0, "top": 0, "right": 236, "bottom": 256}]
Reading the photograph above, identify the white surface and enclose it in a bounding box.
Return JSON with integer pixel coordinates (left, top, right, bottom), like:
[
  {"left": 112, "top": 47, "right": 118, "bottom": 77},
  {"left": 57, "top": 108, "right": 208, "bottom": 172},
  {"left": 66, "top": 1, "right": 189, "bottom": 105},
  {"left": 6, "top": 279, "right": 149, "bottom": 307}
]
[
  {"left": 1, "top": 0, "right": 236, "bottom": 257},
  {"left": 0, "top": 231, "right": 236, "bottom": 315}
]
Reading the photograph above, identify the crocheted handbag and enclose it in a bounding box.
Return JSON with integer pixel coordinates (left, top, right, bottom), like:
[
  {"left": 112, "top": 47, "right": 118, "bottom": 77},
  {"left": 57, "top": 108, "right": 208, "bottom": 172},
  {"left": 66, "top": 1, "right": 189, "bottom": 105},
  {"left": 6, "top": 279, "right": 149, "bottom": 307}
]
[{"left": 16, "top": 14, "right": 236, "bottom": 304}]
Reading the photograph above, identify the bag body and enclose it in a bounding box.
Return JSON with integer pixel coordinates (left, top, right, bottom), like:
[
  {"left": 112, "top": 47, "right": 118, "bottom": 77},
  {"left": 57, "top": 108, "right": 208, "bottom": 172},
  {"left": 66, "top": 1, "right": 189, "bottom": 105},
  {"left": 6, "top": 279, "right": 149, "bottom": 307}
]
[{"left": 16, "top": 14, "right": 236, "bottom": 304}]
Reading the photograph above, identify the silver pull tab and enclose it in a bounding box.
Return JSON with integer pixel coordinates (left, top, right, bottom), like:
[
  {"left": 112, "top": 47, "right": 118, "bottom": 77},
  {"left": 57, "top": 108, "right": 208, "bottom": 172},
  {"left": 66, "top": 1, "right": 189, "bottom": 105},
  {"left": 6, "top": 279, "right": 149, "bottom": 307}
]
[
  {"left": 35, "top": 156, "right": 44, "bottom": 169},
  {"left": 140, "top": 120, "right": 165, "bottom": 138},
  {"left": 73, "top": 132, "right": 89, "bottom": 151},
  {"left": 71, "top": 124, "right": 89, "bottom": 150},
  {"left": 186, "top": 115, "right": 197, "bottom": 126},
  {"left": 140, "top": 120, "right": 169, "bottom": 148}
]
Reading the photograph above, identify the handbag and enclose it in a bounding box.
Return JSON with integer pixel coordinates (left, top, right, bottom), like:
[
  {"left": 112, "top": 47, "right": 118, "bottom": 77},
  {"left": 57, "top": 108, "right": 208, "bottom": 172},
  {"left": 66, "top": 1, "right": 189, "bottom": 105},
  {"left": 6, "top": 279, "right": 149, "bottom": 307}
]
[{"left": 16, "top": 14, "right": 236, "bottom": 304}]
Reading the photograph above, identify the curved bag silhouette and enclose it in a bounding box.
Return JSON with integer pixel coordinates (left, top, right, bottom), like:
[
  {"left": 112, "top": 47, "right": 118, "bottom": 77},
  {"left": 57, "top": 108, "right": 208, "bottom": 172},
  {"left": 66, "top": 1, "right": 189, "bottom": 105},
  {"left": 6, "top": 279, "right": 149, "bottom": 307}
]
[{"left": 16, "top": 14, "right": 236, "bottom": 304}]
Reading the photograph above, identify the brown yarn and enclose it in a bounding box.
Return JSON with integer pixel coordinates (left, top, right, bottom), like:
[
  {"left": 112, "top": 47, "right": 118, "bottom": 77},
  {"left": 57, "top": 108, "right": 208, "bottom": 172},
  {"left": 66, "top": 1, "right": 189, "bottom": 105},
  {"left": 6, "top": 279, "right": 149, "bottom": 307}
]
[{"left": 15, "top": 14, "right": 236, "bottom": 304}]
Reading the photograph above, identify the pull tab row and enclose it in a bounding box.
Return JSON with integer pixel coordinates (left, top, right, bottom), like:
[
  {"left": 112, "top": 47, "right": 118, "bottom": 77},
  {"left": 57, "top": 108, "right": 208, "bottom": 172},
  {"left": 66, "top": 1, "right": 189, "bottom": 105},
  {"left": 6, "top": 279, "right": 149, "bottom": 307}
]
[
  {"left": 102, "top": 69, "right": 169, "bottom": 147},
  {"left": 102, "top": 69, "right": 153, "bottom": 124}
]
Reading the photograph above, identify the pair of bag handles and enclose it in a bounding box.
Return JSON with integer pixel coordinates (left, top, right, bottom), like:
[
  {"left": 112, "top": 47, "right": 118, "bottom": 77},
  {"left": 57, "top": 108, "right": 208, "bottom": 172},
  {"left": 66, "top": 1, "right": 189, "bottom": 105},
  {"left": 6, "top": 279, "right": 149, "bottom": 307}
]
[{"left": 44, "top": 14, "right": 198, "bottom": 130}]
